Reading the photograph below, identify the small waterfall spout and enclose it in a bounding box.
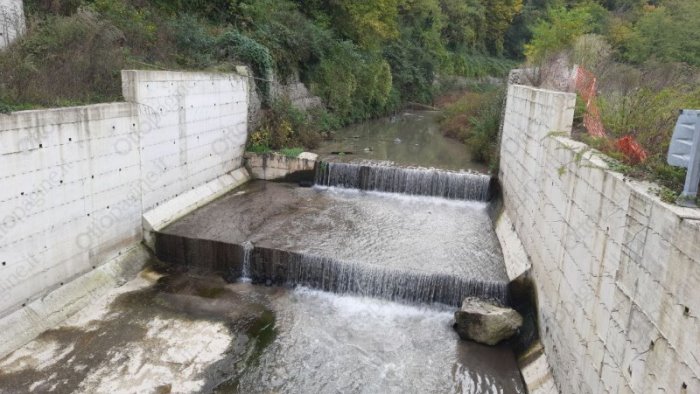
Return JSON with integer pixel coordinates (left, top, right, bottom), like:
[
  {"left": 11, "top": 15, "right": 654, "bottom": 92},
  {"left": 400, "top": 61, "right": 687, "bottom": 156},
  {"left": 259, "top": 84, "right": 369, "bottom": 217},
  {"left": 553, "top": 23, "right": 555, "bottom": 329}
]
[
  {"left": 315, "top": 161, "right": 493, "bottom": 201},
  {"left": 240, "top": 241, "right": 254, "bottom": 282}
]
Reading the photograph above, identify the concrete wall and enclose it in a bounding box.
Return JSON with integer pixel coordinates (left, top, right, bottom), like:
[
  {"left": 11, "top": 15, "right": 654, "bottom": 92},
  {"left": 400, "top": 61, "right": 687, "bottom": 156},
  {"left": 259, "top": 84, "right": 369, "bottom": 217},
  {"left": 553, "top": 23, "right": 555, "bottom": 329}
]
[
  {"left": 0, "top": 0, "right": 24, "bottom": 49},
  {"left": 499, "top": 84, "right": 700, "bottom": 393},
  {"left": 244, "top": 151, "right": 317, "bottom": 181},
  {"left": 0, "top": 70, "right": 248, "bottom": 319}
]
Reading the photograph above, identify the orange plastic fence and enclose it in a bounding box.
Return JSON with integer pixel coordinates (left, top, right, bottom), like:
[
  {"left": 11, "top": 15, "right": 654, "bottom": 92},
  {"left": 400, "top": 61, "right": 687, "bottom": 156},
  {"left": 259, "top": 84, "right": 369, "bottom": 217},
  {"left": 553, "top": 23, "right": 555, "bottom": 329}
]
[
  {"left": 616, "top": 136, "right": 649, "bottom": 165},
  {"left": 574, "top": 66, "right": 648, "bottom": 164},
  {"left": 574, "top": 66, "right": 606, "bottom": 138}
]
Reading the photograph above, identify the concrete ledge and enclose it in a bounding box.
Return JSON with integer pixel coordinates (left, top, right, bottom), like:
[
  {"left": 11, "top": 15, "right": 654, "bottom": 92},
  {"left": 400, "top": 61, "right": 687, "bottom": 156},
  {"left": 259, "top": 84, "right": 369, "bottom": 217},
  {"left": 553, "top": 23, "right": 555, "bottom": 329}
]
[
  {"left": 494, "top": 210, "right": 531, "bottom": 281},
  {"left": 244, "top": 151, "right": 317, "bottom": 181},
  {"left": 519, "top": 342, "right": 559, "bottom": 394},
  {"left": 0, "top": 245, "right": 149, "bottom": 359},
  {"left": 142, "top": 168, "right": 251, "bottom": 250}
]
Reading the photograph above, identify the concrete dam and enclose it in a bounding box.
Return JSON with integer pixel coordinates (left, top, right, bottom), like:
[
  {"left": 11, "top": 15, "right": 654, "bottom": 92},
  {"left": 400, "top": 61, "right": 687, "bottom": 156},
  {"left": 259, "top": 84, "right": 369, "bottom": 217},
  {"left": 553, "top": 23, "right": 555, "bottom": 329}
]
[{"left": 0, "top": 68, "right": 698, "bottom": 393}]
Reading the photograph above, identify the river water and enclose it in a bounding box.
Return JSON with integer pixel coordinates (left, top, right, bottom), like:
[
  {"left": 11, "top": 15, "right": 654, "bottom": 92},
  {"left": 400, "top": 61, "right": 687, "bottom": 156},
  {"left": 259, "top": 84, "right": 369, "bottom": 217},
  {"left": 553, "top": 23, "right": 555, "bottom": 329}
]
[{"left": 315, "top": 111, "right": 489, "bottom": 173}]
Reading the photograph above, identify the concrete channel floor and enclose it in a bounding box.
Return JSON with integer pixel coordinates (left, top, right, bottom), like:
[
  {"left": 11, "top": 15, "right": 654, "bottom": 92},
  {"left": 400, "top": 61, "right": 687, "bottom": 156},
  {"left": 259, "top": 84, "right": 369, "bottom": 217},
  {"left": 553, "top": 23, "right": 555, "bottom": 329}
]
[{"left": 0, "top": 268, "right": 525, "bottom": 393}]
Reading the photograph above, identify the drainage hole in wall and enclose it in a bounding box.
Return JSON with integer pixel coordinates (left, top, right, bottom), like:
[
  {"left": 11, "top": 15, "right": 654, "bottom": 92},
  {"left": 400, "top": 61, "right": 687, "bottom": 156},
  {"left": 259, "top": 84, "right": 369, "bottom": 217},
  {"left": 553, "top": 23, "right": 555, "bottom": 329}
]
[{"left": 684, "top": 306, "right": 690, "bottom": 316}]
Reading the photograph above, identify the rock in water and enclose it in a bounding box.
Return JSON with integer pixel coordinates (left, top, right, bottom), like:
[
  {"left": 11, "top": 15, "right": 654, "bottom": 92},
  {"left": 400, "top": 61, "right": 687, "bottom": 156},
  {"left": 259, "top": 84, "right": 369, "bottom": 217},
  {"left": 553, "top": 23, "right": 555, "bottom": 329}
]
[{"left": 453, "top": 297, "right": 523, "bottom": 345}]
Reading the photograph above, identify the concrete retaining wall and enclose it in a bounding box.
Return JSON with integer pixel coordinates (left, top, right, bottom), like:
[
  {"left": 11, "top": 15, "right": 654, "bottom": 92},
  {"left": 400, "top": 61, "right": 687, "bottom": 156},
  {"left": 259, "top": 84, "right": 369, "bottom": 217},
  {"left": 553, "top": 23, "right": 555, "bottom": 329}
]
[
  {"left": 244, "top": 151, "right": 317, "bottom": 181},
  {"left": 0, "top": 70, "right": 248, "bottom": 320},
  {"left": 499, "top": 84, "right": 700, "bottom": 393},
  {"left": 0, "top": 0, "right": 24, "bottom": 49}
]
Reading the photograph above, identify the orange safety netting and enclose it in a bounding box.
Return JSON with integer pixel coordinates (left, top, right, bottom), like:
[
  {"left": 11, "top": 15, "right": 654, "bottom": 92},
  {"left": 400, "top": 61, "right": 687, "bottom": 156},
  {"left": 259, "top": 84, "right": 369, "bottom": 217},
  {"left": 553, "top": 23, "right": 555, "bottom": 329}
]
[
  {"left": 574, "top": 66, "right": 648, "bottom": 164},
  {"left": 574, "top": 66, "right": 606, "bottom": 138},
  {"left": 616, "top": 136, "right": 649, "bottom": 165}
]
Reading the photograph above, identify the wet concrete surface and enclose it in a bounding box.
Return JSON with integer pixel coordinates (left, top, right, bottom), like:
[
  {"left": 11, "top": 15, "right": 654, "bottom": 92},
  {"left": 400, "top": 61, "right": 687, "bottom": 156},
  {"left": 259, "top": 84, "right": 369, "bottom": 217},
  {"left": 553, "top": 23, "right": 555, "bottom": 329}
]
[
  {"left": 314, "top": 111, "right": 489, "bottom": 173},
  {"left": 158, "top": 181, "right": 507, "bottom": 283},
  {"left": 0, "top": 271, "right": 525, "bottom": 393}
]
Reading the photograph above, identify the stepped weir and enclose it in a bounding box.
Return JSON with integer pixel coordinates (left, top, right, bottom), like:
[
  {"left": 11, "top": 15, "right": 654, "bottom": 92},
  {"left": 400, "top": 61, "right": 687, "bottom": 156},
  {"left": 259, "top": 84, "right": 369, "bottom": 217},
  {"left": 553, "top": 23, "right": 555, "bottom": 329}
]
[
  {"left": 155, "top": 162, "right": 509, "bottom": 306},
  {"left": 315, "top": 161, "right": 495, "bottom": 201}
]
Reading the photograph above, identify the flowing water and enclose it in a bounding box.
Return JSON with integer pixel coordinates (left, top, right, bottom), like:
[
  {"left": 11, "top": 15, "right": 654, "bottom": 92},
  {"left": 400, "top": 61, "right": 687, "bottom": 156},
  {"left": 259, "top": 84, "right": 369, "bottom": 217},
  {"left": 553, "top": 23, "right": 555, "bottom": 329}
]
[
  {"left": 315, "top": 111, "right": 488, "bottom": 172},
  {"left": 0, "top": 273, "right": 525, "bottom": 393},
  {"left": 217, "top": 285, "right": 525, "bottom": 393},
  {"left": 239, "top": 241, "right": 254, "bottom": 282},
  {"left": 315, "top": 161, "right": 493, "bottom": 201},
  {"left": 0, "top": 112, "right": 525, "bottom": 393},
  {"left": 146, "top": 106, "right": 523, "bottom": 391},
  {"left": 157, "top": 181, "right": 508, "bottom": 305}
]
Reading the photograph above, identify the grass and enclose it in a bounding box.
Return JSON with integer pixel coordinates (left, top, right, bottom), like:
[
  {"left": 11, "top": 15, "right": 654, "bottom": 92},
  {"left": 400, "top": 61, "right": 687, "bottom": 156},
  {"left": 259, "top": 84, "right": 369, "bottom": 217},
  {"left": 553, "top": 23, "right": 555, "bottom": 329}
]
[
  {"left": 246, "top": 145, "right": 305, "bottom": 158},
  {"left": 247, "top": 144, "right": 272, "bottom": 154},
  {"left": 279, "top": 147, "right": 304, "bottom": 158}
]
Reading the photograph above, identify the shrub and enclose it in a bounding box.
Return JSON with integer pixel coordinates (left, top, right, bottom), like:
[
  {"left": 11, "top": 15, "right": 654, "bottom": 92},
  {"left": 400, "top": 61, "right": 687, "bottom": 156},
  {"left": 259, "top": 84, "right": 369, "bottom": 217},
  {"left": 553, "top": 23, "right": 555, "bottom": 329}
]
[
  {"left": 251, "top": 98, "right": 321, "bottom": 150},
  {"left": 167, "top": 14, "right": 215, "bottom": 68},
  {"left": 217, "top": 31, "right": 274, "bottom": 100},
  {"left": 439, "top": 88, "right": 505, "bottom": 171},
  {"left": 0, "top": 9, "right": 126, "bottom": 107}
]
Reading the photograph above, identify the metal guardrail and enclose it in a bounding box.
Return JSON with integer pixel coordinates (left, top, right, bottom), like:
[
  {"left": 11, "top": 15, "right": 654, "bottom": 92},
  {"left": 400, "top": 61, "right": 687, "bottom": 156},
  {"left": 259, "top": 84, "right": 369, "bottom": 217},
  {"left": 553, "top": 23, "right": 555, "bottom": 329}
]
[{"left": 668, "top": 109, "right": 700, "bottom": 207}]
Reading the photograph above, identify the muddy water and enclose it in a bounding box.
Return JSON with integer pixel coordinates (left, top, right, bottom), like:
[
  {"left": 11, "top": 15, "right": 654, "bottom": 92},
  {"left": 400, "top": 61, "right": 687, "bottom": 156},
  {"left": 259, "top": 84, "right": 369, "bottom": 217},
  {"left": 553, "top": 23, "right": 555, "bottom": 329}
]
[
  {"left": 0, "top": 272, "right": 525, "bottom": 393},
  {"left": 315, "top": 111, "right": 488, "bottom": 173}
]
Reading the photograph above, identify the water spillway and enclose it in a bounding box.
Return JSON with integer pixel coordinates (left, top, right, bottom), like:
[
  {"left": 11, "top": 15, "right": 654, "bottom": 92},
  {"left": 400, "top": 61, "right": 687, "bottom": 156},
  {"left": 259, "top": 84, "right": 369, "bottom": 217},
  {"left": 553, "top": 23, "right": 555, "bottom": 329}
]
[
  {"left": 156, "top": 178, "right": 509, "bottom": 306},
  {"left": 315, "top": 161, "right": 494, "bottom": 201}
]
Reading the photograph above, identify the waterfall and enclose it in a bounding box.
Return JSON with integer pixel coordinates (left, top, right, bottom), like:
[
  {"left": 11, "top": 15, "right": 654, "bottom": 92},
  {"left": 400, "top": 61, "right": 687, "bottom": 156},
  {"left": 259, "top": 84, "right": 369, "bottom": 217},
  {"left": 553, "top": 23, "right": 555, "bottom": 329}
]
[
  {"left": 315, "top": 161, "right": 493, "bottom": 201},
  {"left": 240, "top": 241, "right": 254, "bottom": 282},
  {"left": 246, "top": 248, "right": 508, "bottom": 306}
]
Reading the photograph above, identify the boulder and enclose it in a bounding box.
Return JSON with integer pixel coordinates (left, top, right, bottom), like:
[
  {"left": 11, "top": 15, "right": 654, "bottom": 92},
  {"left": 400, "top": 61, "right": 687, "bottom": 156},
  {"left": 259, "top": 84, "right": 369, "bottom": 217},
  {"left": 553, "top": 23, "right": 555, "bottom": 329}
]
[{"left": 453, "top": 297, "right": 523, "bottom": 346}]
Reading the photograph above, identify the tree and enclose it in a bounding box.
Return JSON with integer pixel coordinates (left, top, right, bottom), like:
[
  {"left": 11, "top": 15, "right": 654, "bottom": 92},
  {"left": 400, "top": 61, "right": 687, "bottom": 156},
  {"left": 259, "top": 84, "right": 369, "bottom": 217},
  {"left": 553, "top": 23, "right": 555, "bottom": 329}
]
[
  {"left": 623, "top": 0, "right": 700, "bottom": 67},
  {"left": 524, "top": 5, "right": 592, "bottom": 63}
]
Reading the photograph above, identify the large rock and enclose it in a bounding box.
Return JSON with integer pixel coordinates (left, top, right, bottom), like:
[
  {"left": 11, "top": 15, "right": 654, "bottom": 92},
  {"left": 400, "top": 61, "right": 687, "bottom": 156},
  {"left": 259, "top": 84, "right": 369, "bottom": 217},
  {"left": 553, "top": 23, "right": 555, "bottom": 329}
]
[{"left": 453, "top": 297, "right": 523, "bottom": 346}]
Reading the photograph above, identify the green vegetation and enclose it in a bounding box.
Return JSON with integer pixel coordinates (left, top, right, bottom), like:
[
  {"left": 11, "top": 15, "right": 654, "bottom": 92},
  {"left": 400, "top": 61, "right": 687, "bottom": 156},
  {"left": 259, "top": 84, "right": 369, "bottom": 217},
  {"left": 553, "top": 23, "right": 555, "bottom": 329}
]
[
  {"left": 2, "top": 0, "right": 698, "bottom": 200},
  {"left": 279, "top": 147, "right": 304, "bottom": 158},
  {"left": 438, "top": 86, "right": 505, "bottom": 172},
  {"left": 1, "top": 0, "right": 519, "bottom": 120},
  {"left": 518, "top": 0, "right": 700, "bottom": 198}
]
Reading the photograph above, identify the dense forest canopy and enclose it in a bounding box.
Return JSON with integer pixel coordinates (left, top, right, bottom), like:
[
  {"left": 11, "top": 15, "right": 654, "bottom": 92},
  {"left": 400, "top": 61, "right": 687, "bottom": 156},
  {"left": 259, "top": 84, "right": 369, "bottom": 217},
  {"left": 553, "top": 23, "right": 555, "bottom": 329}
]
[{"left": 2, "top": 0, "right": 697, "bottom": 113}]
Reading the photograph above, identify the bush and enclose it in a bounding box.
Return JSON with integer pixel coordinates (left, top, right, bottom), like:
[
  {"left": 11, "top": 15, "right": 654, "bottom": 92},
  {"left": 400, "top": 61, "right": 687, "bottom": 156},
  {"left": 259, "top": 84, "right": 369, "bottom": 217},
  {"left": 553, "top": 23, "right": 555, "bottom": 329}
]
[
  {"left": 167, "top": 14, "right": 215, "bottom": 69},
  {"left": 250, "top": 98, "right": 321, "bottom": 151},
  {"left": 439, "top": 88, "right": 505, "bottom": 171},
  {"left": 0, "top": 9, "right": 126, "bottom": 107},
  {"left": 217, "top": 31, "right": 274, "bottom": 100}
]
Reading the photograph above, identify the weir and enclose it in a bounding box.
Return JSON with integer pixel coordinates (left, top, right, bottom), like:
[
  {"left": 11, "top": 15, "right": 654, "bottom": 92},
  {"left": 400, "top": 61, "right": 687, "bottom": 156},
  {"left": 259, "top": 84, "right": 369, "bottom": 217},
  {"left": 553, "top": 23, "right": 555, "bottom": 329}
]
[
  {"left": 155, "top": 167, "right": 509, "bottom": 307},
  {"left": 315, "top": 161, "right": 494, "bottom": 201}
]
